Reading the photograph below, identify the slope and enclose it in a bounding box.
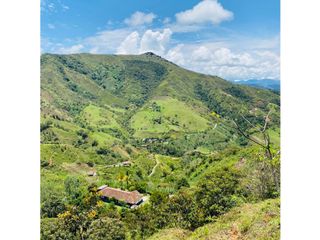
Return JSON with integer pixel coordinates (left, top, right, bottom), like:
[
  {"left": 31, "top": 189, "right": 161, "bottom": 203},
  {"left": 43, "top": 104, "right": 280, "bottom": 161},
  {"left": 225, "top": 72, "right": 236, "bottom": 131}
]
[{"left": 147, "top": 198, "right": 280, "bottom": 240}]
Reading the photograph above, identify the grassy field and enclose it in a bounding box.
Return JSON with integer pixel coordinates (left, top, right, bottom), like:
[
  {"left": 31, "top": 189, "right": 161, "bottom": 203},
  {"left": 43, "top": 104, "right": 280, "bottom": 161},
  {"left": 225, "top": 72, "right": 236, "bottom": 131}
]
[{"left": 131, "top": 97, "right": 210, "bottom": 138}]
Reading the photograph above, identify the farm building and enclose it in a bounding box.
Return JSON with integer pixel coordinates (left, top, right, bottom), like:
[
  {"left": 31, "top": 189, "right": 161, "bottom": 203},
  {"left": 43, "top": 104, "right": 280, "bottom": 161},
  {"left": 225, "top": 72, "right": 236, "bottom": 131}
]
[
  {"left": 121, "top": 161, "right": 132, "bottom": 167},
  {"left": 87, "top": 170, "right": 97, "bottom": 176},
  {"left": 98, "top": 185, "right": 144, "bottom": 208}
]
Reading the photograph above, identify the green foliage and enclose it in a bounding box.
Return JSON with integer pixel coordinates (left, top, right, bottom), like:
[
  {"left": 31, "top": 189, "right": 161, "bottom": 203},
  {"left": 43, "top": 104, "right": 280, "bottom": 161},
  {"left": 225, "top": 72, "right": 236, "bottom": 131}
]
[
  {"left": 240, "top": 148, "right": 280, "bottom": 200},
  {"left": 64, "top": 176, "right": 87, "bottom": 206},
  {"left": 194, "top": 167, "right": 242, "bottom": 220},
  {"left": 41, "top": 218, "right": 75, "bottom": 240},
  {"left": 147, "top": 198, "right": 280, "bottom": 240},
  {"left": 176, "top": 177, "right": 190, "bottom": 190},
  {"left": 41, "top": 121, "right": 52, "bottom": 132},
  {"left": 87, "top": 217, "right": 126, "bottom": 240},
  {"left": 225, "top": 86, "right": 252, "bottom": 101},
  {"left": 41, "top": 195, "right": 66, "bottom": 218}
]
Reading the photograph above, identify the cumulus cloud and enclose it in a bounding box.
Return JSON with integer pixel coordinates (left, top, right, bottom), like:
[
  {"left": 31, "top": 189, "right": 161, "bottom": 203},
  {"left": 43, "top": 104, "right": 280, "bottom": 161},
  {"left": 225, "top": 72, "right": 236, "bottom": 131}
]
[
  {"left": 116, "top": 28, "right": 173, "bottom": 55},
  {"left": 84, "top": 29, "right": 132, "bottom": 53},
  {"left": 175, "top": 0, "right": 233, "bottom": 26},
  {"left": 165, "top": 44, "right": 279, "bottom": 80},
  {"left": 140, "top": 28, "right": 172, "bottom": 55},
  {"left": 166, "top": 44, "right": 186, "bottom": 65},
  {"left": 117, "top": 31, "right": 140, "bottom": 54},
  {"left": 124, "top": 11, "right": 156, "bottom": 27}
]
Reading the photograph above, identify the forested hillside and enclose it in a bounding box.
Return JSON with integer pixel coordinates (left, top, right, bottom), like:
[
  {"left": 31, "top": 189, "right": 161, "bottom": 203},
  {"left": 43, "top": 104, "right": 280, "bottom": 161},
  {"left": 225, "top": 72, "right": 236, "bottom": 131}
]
[{"left": 40, "top": 53, "right": 280, "bottom": 239}]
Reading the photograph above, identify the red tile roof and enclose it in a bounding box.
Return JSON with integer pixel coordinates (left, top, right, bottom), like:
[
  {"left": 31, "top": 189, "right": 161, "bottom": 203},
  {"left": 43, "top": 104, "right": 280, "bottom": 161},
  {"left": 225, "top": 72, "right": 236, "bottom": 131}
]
[{"left": 98, "top": 186, "right": 143, "bottom": 205}]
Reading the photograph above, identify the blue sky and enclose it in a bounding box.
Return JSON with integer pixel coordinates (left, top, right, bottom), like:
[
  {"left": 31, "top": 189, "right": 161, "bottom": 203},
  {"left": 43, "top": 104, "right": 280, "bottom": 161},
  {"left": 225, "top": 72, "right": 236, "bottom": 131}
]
[{"left": 41, "top": 0, "right": 280, "bottom": 81}]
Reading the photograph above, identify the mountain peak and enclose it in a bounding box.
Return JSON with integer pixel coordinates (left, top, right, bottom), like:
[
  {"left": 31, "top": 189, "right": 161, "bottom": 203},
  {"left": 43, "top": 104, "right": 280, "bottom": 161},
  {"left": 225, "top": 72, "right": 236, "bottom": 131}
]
[{"left": 142, "top": 51, "right": 157, "bottom": 56}]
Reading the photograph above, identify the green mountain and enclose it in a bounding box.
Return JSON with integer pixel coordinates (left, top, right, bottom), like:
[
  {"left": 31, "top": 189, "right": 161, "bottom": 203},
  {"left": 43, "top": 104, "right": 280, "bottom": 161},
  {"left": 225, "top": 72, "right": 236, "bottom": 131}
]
[
  {"left": 40, "top": 52, "right": 280, "bottom": 239},
  {"left": 41, "top": 52, "right": 279, "bottom": 145}
]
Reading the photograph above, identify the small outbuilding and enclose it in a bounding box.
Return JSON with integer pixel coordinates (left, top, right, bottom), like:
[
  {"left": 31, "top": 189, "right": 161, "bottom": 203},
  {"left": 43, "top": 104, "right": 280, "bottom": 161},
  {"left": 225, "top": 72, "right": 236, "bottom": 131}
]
[
  {"left": 121, "top": 161, "right": 132, "bottom": 167},
  {"left": 87, "top": 170, "right": 97, "bottom": 176}
]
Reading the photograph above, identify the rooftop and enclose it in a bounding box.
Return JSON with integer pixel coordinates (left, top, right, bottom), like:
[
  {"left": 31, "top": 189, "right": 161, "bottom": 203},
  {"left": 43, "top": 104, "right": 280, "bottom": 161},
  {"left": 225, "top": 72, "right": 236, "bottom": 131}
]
[{"left": 98, "top": 186, "right": 143, "bottom": 205}]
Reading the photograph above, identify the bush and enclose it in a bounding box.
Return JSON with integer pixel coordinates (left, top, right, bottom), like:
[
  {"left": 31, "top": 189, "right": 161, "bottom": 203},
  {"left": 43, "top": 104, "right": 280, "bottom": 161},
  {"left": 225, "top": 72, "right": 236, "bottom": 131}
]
[
  {"left": 91, "top": 140, "right": 99, "bottom": 147},
  {"left": 87, "top": 161, "right": 95, "bottom": 167},
  {"left": 176, "top": 177, "right": 190, "bottom": 190},
  {"left": 41, "top": 195, "right": 66, "bottom": 218},
  {"left": 195, "top": 167, "right": 242, "bottom": 219},
  {"left": 40, "top": 121, "right": 52, "bottom": 132},
  {"left": 87, "top": 217, "right": 126, "bottom": 240},
  {"left": 77, "top": 129, "right": 88, "bottom": 139},
  {"left": 96, "top": 148, "right": 110, "bottom": 155},
  {"left": 41, "top": 218, "right": 75, "bottom": 240}
]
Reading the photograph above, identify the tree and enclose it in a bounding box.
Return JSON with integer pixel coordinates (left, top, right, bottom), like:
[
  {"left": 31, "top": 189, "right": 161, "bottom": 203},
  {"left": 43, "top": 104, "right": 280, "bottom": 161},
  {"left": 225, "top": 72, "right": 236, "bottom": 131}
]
[
  {"left": 41, "top": 218, "right": 75, "bottom": 240},
  {"left": 230, "top": 110, "right": 280, "bottom": 194},
  {"left": 176, "top": 177, "right": 190, "bottom": 190},
  {"left": 64, "top": 176, "right": 86, "bottom": 206},
  {"left": 241, "top": 148, "right": 280, "bottom": 200},
  {"left": 194, "top": 167, "right": 241, "bottom": 220},
  {"left": 211, "top": 107, "right": 280, "bottom": 195},
  {"left": 41, "top": 195, "right": 66, "bottom": 218},
  {"left": 167, "top": 189, "right": 204, "bottom": 230},
  {"left": 87, "top": 217, "right": 126, "bottom": 240},
  {"left": 57, "top": 184, "right": 102, "bottom": 240}
]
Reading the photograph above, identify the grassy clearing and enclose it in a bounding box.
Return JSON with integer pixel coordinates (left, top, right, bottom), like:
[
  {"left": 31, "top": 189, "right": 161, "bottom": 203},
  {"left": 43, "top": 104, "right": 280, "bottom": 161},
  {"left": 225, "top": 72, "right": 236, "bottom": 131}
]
[
  {"left": 80, "top": 104, "right": 122, "bottom": 130},
  {"left": 147, "top": 228, "right": 191, "bottom": 240},
  {"left": 131, "top": 97, "right": 210, "bottom": 138},
  {"left": 189, "top": 198, "right": 280, "bottom": 240}
]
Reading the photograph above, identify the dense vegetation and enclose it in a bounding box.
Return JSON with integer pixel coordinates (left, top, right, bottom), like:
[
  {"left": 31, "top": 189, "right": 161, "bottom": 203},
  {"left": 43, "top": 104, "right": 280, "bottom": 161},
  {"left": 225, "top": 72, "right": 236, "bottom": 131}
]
[{"left": 41, "top": 53, "right": 280, "bottom": 239}]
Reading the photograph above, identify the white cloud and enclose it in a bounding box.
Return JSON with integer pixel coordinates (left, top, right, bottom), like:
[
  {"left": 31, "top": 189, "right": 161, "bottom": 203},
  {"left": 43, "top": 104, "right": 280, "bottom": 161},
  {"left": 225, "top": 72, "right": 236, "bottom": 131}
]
[
  {"left": 116, "top": 28, "right": 173, "bottom": 56},
  {"left": 41, "top": 0, "right": 70, "bottom": 13},
  {"left": 57, "top": 44, "right": 84, "bottom": 54},
  {"left": 85, "top": 29, "right": 132, "bottom": 53},
  {"left": 139, "top": 28, "right": 172, "bottom": 55},
  {"left": 62, "top": 4, "right": 69, "bottom": 11},
  {"left": 117, "top": 31, "right": 140, "bottom": 54},
  {"left": 124, "top": 11, "right": 156, "bottom": 27},
  {"left": 175, "top": 0, "right": 233, "bottom": 26},
  {"left": 47, "top": 3, "right": 55, "bottom": 12},
  {"left": 166, "top": 44, "right": 186, "bottom": 65},
  {"left": 164, "top": 43, "right": 279, "bottom": 80}
]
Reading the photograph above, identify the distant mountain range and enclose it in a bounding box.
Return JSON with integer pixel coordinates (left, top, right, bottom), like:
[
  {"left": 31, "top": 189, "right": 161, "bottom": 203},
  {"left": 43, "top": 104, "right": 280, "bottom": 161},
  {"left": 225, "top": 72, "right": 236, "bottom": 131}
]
[{"left": 232, "top": 79, "right": 280, "bottom": 92}]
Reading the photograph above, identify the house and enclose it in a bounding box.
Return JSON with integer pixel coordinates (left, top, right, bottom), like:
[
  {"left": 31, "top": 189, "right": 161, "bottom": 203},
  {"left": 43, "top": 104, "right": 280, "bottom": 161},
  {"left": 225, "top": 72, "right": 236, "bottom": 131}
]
[
  {"left": 98, "top": 185, "right": 144, "bottom": 207},
  {"left": 87, "top": 170, "right": 97, "bottom": 176},
  {"left": 121, "top": 161, "right": 132, "bottom": 167}
]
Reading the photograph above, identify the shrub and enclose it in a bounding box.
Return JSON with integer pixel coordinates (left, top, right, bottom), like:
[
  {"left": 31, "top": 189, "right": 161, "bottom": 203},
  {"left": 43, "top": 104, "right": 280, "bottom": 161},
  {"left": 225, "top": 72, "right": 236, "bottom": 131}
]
[
  {"left": 41, "top": 195, "right": 66, "bottom": 218},
  {"left": 87, "top": 217, "right": 126, "bottom": 240},
  {"left": 96, "top": 148, "right": 110, "bottom": 155},
  {"left": 195, "top": 167, "right": 242, "bottom": 219},
  {"left": 176, "top": 177, "right": 190, "bottom": 190}
]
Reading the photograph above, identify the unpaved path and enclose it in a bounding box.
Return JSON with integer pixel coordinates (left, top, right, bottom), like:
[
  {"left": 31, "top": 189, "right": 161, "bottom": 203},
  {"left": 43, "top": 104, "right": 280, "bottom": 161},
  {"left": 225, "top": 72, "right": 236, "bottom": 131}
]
[{"left": 149, "top": 155, "right": 160, "bottom": 177}]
